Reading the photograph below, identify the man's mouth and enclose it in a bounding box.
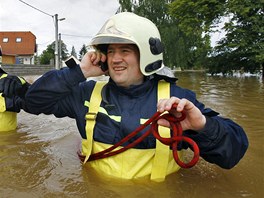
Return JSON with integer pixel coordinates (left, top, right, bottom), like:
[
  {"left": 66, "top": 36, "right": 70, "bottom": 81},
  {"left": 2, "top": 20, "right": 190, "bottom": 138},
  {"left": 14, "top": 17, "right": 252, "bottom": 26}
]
[{"left": 113, "top": 66, "right": 126, "bottom": 71}]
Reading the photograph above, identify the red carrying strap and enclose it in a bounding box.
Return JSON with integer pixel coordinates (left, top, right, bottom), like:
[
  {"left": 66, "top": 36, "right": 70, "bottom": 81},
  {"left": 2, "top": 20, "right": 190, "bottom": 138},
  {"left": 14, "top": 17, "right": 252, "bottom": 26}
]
[{"left": 79, "top": 104, "right": 200, "bottom": 168}]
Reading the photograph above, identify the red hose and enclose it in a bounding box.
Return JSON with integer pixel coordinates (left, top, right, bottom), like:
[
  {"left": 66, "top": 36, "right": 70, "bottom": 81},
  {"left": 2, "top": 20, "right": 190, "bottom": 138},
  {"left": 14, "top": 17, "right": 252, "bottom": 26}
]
[{"left": 79, "top": 104, "right": 200, "bottom": 168}]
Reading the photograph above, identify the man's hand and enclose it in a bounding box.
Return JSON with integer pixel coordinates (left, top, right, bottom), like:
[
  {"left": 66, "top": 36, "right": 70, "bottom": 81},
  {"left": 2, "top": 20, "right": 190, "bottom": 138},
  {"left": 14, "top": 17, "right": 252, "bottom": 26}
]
[
  {"left": 157, "top": 97, "right": 206, "bottom": 131},
  {"left": 0, "top": 74, "right": 30, "bottom": 98},
  {"left": 80, "top": 51, "right": 107, "bottom": 78}
]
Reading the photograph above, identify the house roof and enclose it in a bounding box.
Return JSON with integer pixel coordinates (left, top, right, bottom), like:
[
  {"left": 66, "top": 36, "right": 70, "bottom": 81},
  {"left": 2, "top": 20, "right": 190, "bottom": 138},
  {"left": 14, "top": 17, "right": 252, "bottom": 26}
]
[{"left": 0, "top": 31, "right": 37, "bottom": 56}]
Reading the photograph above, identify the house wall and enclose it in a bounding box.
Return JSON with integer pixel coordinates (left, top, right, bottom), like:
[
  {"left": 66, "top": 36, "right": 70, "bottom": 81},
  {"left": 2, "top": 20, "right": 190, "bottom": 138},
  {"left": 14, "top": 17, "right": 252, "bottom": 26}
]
[
  {"left": 2, "top": 55, "right": 15, "bottom": 64},
  {"left": 0, "top": 31, "right": 36, "bottom": 65},
  {"left": 16, "top": 55, "right": 34, "bottom": 64}
]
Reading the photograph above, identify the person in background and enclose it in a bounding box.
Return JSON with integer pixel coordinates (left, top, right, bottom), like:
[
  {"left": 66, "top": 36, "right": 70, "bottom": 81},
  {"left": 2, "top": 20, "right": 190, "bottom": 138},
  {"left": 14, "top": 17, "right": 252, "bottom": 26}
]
[
  {"left": 0, "top": 12, "right": 248, "bottom": 181},
  {"left": 0, "top": 46, "right": 29, "bottom": 131},
  {"left": 0, "top": 66, "right": 29, "bottom": 131},
  {"left": 0, "top": 45, "right": 17, "bottom": 131},
  {"left": 0, "top": 71, "right": 17, "bottom": 131}
]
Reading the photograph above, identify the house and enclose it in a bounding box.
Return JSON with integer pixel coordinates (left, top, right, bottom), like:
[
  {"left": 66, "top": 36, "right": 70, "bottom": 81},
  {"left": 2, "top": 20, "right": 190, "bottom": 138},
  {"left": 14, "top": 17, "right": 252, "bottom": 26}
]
[{"left": 0, "top": 31, "right": 37, "bottom": 64}]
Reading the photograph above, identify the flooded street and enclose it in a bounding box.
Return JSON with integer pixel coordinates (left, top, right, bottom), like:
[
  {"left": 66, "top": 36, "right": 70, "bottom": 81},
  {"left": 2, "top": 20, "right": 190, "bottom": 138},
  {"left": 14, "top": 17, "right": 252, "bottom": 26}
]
[{"left": 0, "top": 72, "right": 263, "bottom": 198}]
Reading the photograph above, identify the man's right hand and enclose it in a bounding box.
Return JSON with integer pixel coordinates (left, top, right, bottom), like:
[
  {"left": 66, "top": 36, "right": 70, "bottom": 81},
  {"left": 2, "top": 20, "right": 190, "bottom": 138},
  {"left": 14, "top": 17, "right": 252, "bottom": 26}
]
[
  {"left": 0, "top": 73, "right": 30, "bottom": 98},
  {"left": 80, "top": 51, "right": 107, "bottom": 78}
]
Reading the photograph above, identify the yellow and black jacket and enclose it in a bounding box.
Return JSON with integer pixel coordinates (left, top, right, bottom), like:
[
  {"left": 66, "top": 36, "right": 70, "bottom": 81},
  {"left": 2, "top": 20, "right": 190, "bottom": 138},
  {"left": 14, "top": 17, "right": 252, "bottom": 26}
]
[{"left": 24, "top": 65, "right": 248, "bottom": 179}]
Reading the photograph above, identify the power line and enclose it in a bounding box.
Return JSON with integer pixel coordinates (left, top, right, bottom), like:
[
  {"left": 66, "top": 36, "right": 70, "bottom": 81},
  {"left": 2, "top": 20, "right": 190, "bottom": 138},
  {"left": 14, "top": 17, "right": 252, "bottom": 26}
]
[
  {"left": 61, "top": 33, "right": 93, "bottom": 38},
  {"left": 18, "top": 0, "right": 65, "bottom": 69},
  {"left": 18, "top": 0, "right": 53, "bottom": 17}
]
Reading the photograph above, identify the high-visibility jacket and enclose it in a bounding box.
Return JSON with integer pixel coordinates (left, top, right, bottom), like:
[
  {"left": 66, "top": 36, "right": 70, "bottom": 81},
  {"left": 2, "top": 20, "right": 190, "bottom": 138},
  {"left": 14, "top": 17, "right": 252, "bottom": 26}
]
[
  {"left": 81, "top": 81, "right": 182, "bottom": 181},
  {"left": 0, "top": 71, "right": 17, "bottom": 131},
  {"left": 25, "top": 66, "right": 248, "bottom": 176},
  {"left": 0, "top": 93, "right": 17, "bottom": 131}
]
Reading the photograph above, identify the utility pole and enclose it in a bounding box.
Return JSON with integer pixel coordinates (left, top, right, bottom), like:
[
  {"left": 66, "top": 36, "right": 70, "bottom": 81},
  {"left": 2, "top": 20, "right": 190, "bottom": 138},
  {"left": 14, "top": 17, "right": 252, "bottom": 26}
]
[
  {"left": 59, "top": 33, "right": 62, "bottom": 68},
  {"left": 0, "top": 45, "right": 2, "bottom": 66},
  {"left": 54, "top": 14, "right": 65, "bottom": 70},
  {"left": 54, "top": 14, "right": 59, "bottom": 70}
]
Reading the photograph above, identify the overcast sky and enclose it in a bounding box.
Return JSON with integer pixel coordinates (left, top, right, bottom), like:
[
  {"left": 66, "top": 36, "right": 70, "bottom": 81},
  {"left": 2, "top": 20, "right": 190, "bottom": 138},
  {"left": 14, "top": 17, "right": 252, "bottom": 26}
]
[
  {"left": 0, "top": 0, "right": 225, "bottom": 57},
  {"left": 0, "top": 0, "right": 120, "bottom": 55}
]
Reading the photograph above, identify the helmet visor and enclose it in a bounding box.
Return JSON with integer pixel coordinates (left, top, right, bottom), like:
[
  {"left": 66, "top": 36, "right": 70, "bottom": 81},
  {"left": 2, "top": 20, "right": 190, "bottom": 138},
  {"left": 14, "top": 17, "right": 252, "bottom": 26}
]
[{"left": 91, "top": 36, "right": 135, "bottom": 45}]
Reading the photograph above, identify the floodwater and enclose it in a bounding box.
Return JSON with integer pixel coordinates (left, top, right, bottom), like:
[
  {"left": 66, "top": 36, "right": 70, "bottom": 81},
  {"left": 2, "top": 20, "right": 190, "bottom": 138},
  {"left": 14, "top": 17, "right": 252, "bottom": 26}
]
[{"left": 0, "top": 72, "right": 263, "bottom": 198}]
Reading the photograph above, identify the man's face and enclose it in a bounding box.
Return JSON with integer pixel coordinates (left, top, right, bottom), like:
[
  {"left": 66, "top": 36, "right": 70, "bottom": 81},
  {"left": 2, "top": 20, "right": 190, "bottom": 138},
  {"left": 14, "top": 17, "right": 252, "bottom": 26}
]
[{"left": 107, "top": 44, "right": 144, "bottom": 88}]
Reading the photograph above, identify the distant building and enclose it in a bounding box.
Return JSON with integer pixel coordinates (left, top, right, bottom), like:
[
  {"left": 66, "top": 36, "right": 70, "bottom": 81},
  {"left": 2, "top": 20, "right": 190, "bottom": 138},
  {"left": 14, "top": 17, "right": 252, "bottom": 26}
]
[{"left": 0, "top": 31, "right": 37, "bottom": 64}]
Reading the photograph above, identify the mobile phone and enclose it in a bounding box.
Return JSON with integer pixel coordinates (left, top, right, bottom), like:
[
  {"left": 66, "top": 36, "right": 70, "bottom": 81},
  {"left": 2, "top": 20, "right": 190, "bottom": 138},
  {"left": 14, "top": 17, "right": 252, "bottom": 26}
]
[
  {"left": 65, "top": 56, "right": 108, "bottom": 72},
  {"left": 99, "top": 61, "right": 108, "bottom": 72},
  {"left": 65, "top": 56, "right": 80, "bottom": 68}
]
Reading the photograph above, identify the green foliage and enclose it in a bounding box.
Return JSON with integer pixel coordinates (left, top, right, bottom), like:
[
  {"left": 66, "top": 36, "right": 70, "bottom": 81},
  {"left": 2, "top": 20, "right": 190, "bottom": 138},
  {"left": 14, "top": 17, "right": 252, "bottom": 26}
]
[
  {"left": 39, "top": 41, "right": 68, "bottom": 65},
  {"left": 118, "top": 0, "right": 263, "bottom": 74},
  {"left": 207, "top": 0, "right": 264, "bottom": 74},
  {"left": 169, "top": 0, "right": 226, "bottom": 35},
  {"left": 118, "top": 0, "right": 212, "bottom": 70},
  {"left": 79, "top": 44, "right": 87, "bottom": 60},
  {"left": 70, "top": 46, "right": 77, "bottom": 58},
  {"left": 39, "top": 44, "right": 54, "bottom": 65},
  {"left": 168, "top": 0, "right": 225, "bottom": 69}
]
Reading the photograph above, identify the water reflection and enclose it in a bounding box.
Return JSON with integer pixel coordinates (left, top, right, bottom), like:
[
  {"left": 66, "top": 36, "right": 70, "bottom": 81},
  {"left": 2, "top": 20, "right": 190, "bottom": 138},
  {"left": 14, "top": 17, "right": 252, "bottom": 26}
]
[
  {"left": 176, "top": 72, "right": 264, "bottom": 198},
  {"left": 0, "top": 72, "right": 263, "bottom": 197}
]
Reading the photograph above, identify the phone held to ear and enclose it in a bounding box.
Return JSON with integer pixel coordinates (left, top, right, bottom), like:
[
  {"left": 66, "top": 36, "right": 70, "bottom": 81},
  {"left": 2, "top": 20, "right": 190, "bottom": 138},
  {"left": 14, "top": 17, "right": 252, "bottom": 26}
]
[
  {"left": 99, "top": 61, "right": 108, "bottom": 72},
  {"left": 65, "top": 56, "right": 108, "bottom": 72}
]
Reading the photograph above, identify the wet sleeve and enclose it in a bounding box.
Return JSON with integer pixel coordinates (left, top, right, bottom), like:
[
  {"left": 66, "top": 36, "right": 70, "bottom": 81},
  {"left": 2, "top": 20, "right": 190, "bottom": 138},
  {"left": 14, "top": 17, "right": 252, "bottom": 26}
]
[
  {"left": 184, "top": 116, "right": 248, "bottom": 169},
  {"left": 25, "top": 65, "right": 86, "bottom": 117}
]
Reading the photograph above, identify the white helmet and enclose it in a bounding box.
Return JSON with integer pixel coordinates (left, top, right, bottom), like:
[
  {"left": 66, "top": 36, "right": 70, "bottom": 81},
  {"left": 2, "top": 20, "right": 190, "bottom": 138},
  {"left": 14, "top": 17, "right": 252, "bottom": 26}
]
[{"left": 90, "top": 12, "right": 164, "bottom": 76}]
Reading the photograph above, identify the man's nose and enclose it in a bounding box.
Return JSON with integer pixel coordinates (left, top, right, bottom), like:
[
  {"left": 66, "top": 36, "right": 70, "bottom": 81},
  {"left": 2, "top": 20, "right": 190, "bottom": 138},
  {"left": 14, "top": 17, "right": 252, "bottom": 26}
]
[{"left": 112, "top": 52, "right": 122, "bottom": 62}]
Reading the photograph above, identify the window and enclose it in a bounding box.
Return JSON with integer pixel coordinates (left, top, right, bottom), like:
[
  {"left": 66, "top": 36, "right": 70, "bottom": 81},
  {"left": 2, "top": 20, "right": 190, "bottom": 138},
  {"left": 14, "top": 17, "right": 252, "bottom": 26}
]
[
  {"left": 15, "top": 57, "right": 23, "bottom": 64},
  {"left": 3, "top": 38, "right": 8, "bottom": 42},
  {"left": 16, "top": 37, "right": 22, "bottom": 42}
]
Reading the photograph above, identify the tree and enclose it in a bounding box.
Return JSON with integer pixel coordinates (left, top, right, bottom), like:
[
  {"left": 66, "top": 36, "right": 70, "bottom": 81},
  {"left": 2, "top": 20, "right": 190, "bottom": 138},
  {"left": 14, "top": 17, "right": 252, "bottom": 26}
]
[
  {"left": 39, "top": 41, "right": 68, "bottom": 65},
  {"left": 118, "top": 0, "right": 211, "bottom": 69},
  {"left": 208, "top": 0, "right": 264, "bottom": 76},
  {"left": 79, "top": 44, "right": 87, "bottom": 60},
  {"left": 70, "top": 46, "right": 77, "bottom": 58},
  {"left": 168, "top": 0, "right": 226, "bottom": 69},
  {"left": 119, "top": 0, "right": 263, "bottom": 74},
  {"left": 168, "top": 0, "right": 226, "bottom": 36},
  {"left": 132, "top": 0, "right": 188, "bottom": 68},
  {"left": 39, "top": 44, "right": 55, "bottom": 65}
]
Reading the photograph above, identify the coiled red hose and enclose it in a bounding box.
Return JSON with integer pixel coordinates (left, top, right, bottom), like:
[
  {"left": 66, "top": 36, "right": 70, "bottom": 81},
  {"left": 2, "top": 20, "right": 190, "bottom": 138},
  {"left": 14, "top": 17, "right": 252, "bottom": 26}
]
[{"left": 79, "top": 104, "right": 200, "bottom": 168}]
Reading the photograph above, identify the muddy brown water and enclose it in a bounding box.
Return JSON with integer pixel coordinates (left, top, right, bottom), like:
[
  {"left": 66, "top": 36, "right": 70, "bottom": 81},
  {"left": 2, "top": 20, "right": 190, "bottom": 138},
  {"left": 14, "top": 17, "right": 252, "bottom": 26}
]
[{"left": 0, "top": 72, "right": 263, "bottom": 198}]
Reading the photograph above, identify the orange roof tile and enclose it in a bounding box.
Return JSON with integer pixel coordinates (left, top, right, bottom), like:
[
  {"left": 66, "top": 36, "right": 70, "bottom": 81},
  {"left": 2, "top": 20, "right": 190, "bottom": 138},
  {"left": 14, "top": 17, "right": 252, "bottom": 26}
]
[{"left": 0, "top": 31, "right": 36, "bottom": 55}]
